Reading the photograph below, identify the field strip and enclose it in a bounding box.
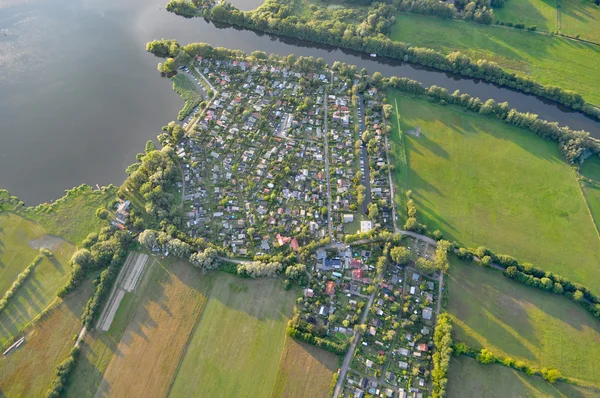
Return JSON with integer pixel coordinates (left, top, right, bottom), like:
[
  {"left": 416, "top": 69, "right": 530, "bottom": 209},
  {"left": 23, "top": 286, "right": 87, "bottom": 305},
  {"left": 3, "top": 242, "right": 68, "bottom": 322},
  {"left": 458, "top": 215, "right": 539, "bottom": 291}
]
[
  {"left": 123, "top": 253, "right": 148, "bottom": 292},
  {"left": 96, "top": 252, "right": 140, "bottom": 331},
  {"left": 100, "top": 290, "right": 125, "bottom": 331}
]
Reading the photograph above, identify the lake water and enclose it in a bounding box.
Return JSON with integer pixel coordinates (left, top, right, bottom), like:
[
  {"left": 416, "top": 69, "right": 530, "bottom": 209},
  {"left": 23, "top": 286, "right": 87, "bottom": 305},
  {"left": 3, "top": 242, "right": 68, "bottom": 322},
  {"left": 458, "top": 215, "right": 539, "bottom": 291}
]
[{"left": 1, "top": 0, "right": 598, "bottom": 204}]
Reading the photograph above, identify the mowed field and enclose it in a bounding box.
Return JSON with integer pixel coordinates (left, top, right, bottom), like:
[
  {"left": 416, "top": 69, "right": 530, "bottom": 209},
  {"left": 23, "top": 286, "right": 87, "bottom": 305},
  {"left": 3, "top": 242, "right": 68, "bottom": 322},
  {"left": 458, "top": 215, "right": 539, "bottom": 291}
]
[
  {"left": 389, "top": 13, "right": 600, "bottom": 106},
  {"left": 0, "top": 212, "right": 75, "bottom": 347},
  {"left": 447, "top": 356, "right": 600, "bottom": 398},
  {"left": 560, "top": 0, "right": 600, "bottom": 41},
  {"left": 272, "top": 338, "right": 338, "bottom": 398},
  {"left": 169, "top": 274, "right": 296, "bottom": 397},
  {"left": 0, "top": 276, "right": 96, "bottom": 397},
  {"left": 447, "top": 256, "right": 600, "bottom": 387},
  {"left": 389, "top": 92, "right": 600, "bottom": 293},
  {"left": 580, "top": 156, "right": 600, "bottom": 232}
]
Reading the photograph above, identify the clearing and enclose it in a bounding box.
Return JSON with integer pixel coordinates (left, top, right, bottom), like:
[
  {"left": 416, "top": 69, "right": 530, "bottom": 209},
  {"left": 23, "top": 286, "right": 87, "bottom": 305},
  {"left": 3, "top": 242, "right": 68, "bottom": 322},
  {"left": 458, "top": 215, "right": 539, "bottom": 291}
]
[
  {"left": 447, "top": 356, "right": 600, "bottom": 397},
  {"left": 388, "top": 13, "right": 600, "bottom": 106},
  {"left": 447, "top": 255, "right": 600, "bottom": 387},
  {"left": 389, "top": 92, "right": 600, "bottom": 293},
  {"left": 272, "top": 338, "right": 339, "bottom": 398},
  {"left": 169, "top": 274, "right": 296, "bottom": 397}
]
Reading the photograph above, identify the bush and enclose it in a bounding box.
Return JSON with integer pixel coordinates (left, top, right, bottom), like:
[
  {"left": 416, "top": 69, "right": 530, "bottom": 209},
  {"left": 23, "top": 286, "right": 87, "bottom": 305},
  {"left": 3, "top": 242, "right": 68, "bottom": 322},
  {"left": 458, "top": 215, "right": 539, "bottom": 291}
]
[
  {"left": 96, "top": 208, "right": 109, "bottom": 220},
  {"left": 46, "top": 345, "right": 80, "bottom": 397}
]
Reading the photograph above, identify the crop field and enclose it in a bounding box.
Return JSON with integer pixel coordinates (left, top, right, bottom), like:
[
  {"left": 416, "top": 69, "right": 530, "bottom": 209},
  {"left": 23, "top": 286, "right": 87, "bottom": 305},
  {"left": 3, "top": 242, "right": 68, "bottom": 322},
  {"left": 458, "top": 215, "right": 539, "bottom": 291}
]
[
  {"left": 272, "top": 338, "right": 339, "bottom": 398},
  {"left": 389, "top": 13, "right": 600, "bottom": 106},
  {"left": 447, "top": 256, "right": 600, "bottom": 387},
  {"left": 494, "top": 0, "right": 556, "bottom": 31},
  {"left": 0, "top": 276, "right": 96, "bottom": 397},
  {"left": 169, "top": 274, "right": 296, "bottom": 397},
  {"left": 0, "top": 213, "right": 75, "bottom": 346},
  {"left": 388, "top": 92, "right": 600, "bottom": 293},
  {"left": 447, "top": 356, "right": 600, "bottom": 397},
  {"left": 580, "top": 156, "right": 600, "bottom": 233},
  {"left": 92, "top": 259, "right": 211, "bottom": 398}
]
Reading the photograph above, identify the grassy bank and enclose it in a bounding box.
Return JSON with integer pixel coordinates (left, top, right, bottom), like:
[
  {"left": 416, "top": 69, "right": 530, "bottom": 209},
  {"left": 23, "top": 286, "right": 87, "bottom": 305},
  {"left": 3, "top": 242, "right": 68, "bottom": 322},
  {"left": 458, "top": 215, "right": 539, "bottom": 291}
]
[
  {"left": 447, "top": 256, "right": 600, "bottom": 387},
  {"left": 388, "top": 91, "right": 600, "bottom": 293},
  {"left": 171, "top": 73, "right": 202, "bottom": 121},
  {"left": 447, "top": 356, "right": 600, "bottom": 397},
  {"left": 389, "top": 13, "right": 600, "bottom": 106},
  {"left": 169, "top": 274, "right": 295, "bottom": 397}
]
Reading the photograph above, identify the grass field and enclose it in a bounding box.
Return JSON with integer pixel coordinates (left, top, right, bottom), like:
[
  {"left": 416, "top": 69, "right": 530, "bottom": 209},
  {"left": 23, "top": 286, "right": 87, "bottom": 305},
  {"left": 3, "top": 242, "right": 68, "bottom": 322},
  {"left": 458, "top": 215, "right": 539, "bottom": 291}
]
[
  {"left": 91, "top": 259, "right": 211, "bottom": 398},
  {"left": 172, "top": 73, "right": 202, "bottom": 121},
  {"left": 169, "top": 274, "right": 296, "bottom": 397},
  {"left": 272, "top": 338, "right": 339, "bottom": 398},
  {"left": 447, "top": 256, "right": 600, "bottom": 386},
  {"left": 580, "top": 156, "right": 600, "bottom": 233},
  {"left": 447, "top": 356, "right": 600, "bottom": 397},
  {"left": 494, "top": 0, "right": 556, "bottom": 31},
  {"left": 389, "top": 13, "right": 600, "bottom": 106},
  {"left": 0, "top": 276, "right": 96, "bottom": 397},
  {"left": 0, "top": 212, "right": 76, "bottom": 347},
  {"left": 388, "top": 92, "right": 600, "bottom": 293}
]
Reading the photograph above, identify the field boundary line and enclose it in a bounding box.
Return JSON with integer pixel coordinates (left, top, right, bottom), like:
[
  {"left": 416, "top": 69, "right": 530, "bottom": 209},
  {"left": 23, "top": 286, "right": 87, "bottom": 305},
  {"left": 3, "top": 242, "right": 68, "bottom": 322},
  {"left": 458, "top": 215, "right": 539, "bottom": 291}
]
[
  {"left": 394, "top": 97, "right": 410, "bottom": 194},
  {"left": 269, "top": 334, "right": 293, "bottom": 398},
  {"left": 164, "top": 272, "right": 215, "bottom": 397},
  {"left": 575, "top": 170, "right": 600, "bottom": 243}
]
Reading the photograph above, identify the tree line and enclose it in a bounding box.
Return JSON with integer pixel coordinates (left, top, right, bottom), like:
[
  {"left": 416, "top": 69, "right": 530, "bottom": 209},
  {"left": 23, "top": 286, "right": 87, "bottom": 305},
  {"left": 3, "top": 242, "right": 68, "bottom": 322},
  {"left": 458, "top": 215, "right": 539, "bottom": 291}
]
[
  {"left": 458, "top": 244, "right": 600, "bottom": 322},
  {"left": 0, "top": 254, "right": 44, "bottom": 315},
  {"left": 188, "top": 2, "right": 599, "bottom": 120},
  {"left": 431, "top": 313, "right": 453, "bottom": 398}
]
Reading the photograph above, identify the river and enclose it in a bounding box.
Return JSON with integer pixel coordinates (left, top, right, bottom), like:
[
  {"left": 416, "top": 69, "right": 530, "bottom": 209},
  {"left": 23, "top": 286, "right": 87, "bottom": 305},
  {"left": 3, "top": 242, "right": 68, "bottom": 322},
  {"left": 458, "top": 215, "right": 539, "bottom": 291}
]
[{"left": 0, "top": 0, "right": 598, "bottom": 204}]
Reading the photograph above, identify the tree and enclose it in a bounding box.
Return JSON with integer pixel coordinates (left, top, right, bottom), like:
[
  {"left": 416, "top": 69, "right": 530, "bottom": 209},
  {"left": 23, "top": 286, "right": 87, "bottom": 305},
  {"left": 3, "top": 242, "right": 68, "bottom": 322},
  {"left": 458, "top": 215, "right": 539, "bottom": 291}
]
[
  {"left": 390, "top": 246, "right": 410, "bottom": 265},
  {"left": 368, "top": 203, "right": 379, "bottom": 219},
  {"left": 481, "top": 255, "right": 493, "bottom": 267},
  {"left": 477, "top": 348, "right": 496, "bottom": 364},
  {"left": 383, "top": 104, "right": 393, "bottom": 119},
  {"left": 416, "top": 257, "right": 437, "bottom": 274},
  {"left": 138, "top": 229, "right": 159, "bottom": 250},
  {"left": 145, "top": 140, "right": 156, "bottom": 154},
  {"left": 541, "top": 368, "right": 561, "bottom": 383}
]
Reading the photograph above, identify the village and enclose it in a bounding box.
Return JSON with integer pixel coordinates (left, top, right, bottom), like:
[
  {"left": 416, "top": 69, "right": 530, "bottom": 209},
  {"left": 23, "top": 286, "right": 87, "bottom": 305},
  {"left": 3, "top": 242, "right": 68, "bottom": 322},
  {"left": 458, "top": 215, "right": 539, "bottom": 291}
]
[
  {"left": 171, "top": 55, "right": 441, "bottom": 398},
  {"left": 174, "top": 56, "right": 395, "bottom": 256}
]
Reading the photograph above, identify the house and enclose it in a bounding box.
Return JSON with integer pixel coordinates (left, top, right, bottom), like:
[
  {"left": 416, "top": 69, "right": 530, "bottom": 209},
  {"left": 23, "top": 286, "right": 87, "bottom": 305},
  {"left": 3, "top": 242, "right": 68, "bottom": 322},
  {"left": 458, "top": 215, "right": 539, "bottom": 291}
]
[
  {"left": 360, "top": 220, "right": 373, "bottom": 233},
  {"left": 399, "top": 348, "right": 410, "bottom": 356},
  {"left": 410, "top": 286, "right": 416, "bottom": 295},
  {"left": 350, "top": 259, "right": 362, "bottom": 269},
  {"left": 325, "top": 281, "right": 336, "bottom": 296},
  {"left": 343, "top": 214, "right": 354, "bottom": 223},
  {"left": 422, "top": 307, "right": 433, "bottom": 320},
  {"left": 352, "top": 269, "right": 363, "bottom": 280},
  {"left": 398, "top": 361, "right": 409, "bottom": 370},
  {"left": 304, "top": 288, "right": 314, "bottom": 298},
  {"left": 418, "top": 343, "right": 429, "bottom": 352},
  {"left": 369, "top": 326, "right": 376, "bottom": 336}
]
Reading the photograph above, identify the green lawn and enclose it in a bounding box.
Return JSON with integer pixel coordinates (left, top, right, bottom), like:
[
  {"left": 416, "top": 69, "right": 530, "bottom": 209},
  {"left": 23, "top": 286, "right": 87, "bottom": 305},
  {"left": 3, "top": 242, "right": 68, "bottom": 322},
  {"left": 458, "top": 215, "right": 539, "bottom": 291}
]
[
  {"left": 580, "top": 156, "right": 600, "bottom": 231},
  {"left": 389, "top": 92, "right": 600, "bottom": 293},
  {"left": 447, "top": 256, "right": 600, "bottom": 387},
  {"left": 389, "top": 13, "right": 600, "bottom": 106},
  {"left": 447, "top": 356, "right": 600, "bottom": 397},
  {"left": 170, "top": 274, "right": 296, "bottom": 397},
  {"left": 560, "top": 0, "right": 600, "bottom": 41},
  {"left": 494, "top": 0, "right": 557, "bottom": 31}
]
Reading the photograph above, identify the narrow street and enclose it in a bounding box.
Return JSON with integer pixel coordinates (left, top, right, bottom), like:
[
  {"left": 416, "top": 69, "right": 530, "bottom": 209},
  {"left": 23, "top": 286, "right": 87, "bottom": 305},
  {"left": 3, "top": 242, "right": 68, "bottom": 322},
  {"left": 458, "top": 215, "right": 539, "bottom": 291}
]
[
  {"left": 357, "top": 94, "right": 372, "bottom": 215},
  {"left": 323, "top": 73, "right": 334, "bottom": 239}
]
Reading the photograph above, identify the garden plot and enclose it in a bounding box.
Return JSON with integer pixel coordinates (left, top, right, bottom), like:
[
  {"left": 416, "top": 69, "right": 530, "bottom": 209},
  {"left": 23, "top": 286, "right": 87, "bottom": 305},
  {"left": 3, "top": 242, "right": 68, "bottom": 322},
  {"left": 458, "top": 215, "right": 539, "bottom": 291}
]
[{"left": 96, "top": 252, "right": 149, "bottom": 332}]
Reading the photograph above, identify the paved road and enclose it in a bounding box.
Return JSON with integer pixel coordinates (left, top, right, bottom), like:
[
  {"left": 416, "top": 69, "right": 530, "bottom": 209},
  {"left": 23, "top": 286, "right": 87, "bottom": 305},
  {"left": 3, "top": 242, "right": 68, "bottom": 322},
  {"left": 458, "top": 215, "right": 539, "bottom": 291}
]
[{"left": 323, "top": 74, "right": 334, "bottom": 239}]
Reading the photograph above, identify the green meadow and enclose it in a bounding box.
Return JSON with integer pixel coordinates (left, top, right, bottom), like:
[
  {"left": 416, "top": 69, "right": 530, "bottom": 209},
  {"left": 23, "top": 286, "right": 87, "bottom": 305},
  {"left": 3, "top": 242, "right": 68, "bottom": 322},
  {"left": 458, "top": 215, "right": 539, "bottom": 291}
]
[
  {"left": 447, "top": 256, "right": 600, "bottom": 387},
  {"left": 389, "top": 13, "right": 600, "bottom": 106},
  {"left": 580, "top": 156, "right": 600, "bottom": 233},
  {"left": 388, "top": 92, "right": 600, "bottom": 293},
  {"left": 494, "top": 0, "right": 556, "bottom": 31}
]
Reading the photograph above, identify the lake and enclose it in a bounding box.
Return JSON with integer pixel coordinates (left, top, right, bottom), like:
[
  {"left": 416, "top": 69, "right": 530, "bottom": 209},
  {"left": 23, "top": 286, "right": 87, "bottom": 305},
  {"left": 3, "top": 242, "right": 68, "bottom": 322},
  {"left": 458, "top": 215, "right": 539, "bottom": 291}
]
[{"left": 0, "top": 0, "right": 598, "bottom": 204}]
